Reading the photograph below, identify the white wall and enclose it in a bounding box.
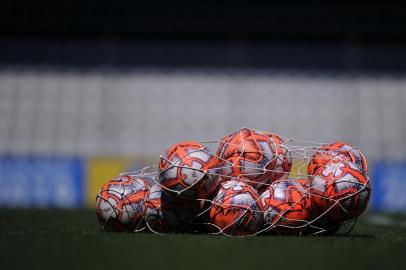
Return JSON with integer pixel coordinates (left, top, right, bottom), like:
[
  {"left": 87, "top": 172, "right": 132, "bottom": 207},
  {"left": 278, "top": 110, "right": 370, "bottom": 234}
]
[{"left": 0, "top": 69, "right": 405, "bottom": 162}]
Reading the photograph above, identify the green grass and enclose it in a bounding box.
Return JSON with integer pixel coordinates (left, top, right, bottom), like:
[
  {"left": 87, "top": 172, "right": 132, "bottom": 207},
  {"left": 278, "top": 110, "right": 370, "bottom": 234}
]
[{"left": 0, "top": 209, "right": 405, "bottom": 270}]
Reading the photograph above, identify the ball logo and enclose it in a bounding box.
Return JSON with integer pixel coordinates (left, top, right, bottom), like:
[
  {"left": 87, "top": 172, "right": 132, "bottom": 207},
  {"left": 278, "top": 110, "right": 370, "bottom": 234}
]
[{"left": 321, "top": 162, "right": 344, "bottom": 177}]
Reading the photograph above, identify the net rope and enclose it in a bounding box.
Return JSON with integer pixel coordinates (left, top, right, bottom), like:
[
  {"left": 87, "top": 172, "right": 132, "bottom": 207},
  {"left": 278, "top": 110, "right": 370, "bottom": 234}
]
[{"left": 97, "top": 127, "right": 370, "bottom": 236}]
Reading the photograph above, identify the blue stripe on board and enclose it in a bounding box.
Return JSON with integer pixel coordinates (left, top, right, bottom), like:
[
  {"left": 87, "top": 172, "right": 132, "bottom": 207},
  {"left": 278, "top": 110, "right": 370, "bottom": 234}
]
[
  {"left": 0, "top": 156, "right": 84, "bottom": 208},
  {"left": 371, "top": 160, "right": 406, "bottom": 212}
]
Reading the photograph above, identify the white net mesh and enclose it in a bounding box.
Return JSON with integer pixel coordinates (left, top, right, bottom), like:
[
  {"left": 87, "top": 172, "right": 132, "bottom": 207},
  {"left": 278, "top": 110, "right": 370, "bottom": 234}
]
[{"left": 96, "top": 127, "right": 371, "bottom": 236}]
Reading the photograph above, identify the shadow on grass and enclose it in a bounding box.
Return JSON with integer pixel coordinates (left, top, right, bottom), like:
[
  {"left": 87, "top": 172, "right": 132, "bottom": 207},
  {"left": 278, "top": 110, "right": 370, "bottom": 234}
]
[{"left": 333, "top": 233, "right": 375, "bottom": 239}]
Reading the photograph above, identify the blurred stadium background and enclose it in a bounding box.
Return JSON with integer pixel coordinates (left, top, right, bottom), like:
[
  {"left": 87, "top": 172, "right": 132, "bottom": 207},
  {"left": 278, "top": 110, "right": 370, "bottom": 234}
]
[{"left": 1, "top": 1, "right": 406, "bottom": 213}]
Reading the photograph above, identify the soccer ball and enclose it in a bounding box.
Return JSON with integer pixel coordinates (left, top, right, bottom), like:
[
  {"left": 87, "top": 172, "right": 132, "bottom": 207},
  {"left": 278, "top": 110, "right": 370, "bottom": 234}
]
[
  {"left": 145, "top": 182, "right": 202, "bottom": 233},
  {"left": 310, "top": 159, "right": 371, "bottom": 222},
  {"left": 294, "top": 177, "right": 311, "bottom": 189},
  {"left": 159, "top": 141, "right": 219, "bottom": 198},
  {"left": 268, "top": 133, "right": 292, "bottom": 183},
  {"left": 305, "top": 214, "right": 342, "bottom": 236},
  {"left": 261, "top": 179, "right": 312, "bottom": 235},
  {"left": 216, "top": 128, "right": 279, "bottom": 190},
  {"left": 144, "top": 183, "right": 168, "bottom": 233},
  {"left": 160, "top": 191, "right": 202, "bottom": 232},
  {"left": 120, "top": 174, "right": 158, "bottom": 187},
  {"left": 209, "top": 179, "right": 263, "bottom": 236},
  {"left": 96, "top": 175, "right": 150, "bottom": 232},
  {"left": 307, "top": 141, "right": 368, "bottom": 176}
]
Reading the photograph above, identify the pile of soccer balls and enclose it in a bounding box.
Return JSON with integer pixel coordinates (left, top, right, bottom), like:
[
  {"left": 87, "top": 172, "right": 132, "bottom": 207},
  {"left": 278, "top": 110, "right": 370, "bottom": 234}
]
[{"left": 96, "top": 127, "right": 371, "bottom": 236}]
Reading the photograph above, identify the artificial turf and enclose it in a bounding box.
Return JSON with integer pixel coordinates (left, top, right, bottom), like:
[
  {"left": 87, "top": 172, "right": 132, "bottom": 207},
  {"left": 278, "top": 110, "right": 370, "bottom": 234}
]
[{"left": 0, "top": 209, "right": 405, "bottom": 270}]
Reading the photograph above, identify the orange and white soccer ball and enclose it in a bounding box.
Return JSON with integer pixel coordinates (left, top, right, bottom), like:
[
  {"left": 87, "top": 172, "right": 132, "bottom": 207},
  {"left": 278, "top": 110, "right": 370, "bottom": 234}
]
[
  {"left": 120, "top": 173, "right": 158, "bottom": 187},
  {"left": 310, "top": 159, "right": 371, "bottom": 222},
  {"left": 96, "top": 175, "right": 150, "bottom": 232},
  {"left": 306, "top": 214, "right": 342, "bottom": 236},
  {"left": 159, "top": 141, "right": 219, "bottom": 198},
  {"left": 261, "top": 178, "right": 312, "bottom": 235},
  {"left": 217, "top": 128, "right": 282, "bottom": 190},
  {"left": 160, "top": 191, "right": 202, "bottom": 232},
  {"left": 268, "top": 133, "right": 292, "bottom": 183},
  {"left": 145, "top": 183, "right": 168, "bottom": 233},
  {"left": 145, "top": 182, "right": 202, "bottom": 233},
  {"left": 308, "top": 141, "right": 368, "bottom": 176},
  {"left": 209, "top": 179, "right": 263, "bottom": 236}
]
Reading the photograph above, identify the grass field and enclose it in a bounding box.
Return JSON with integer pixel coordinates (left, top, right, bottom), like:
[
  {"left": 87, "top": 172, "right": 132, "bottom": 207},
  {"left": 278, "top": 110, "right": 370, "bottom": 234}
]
[{"left": 1, "top": 209, "right": 405, "bottom": 270}]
